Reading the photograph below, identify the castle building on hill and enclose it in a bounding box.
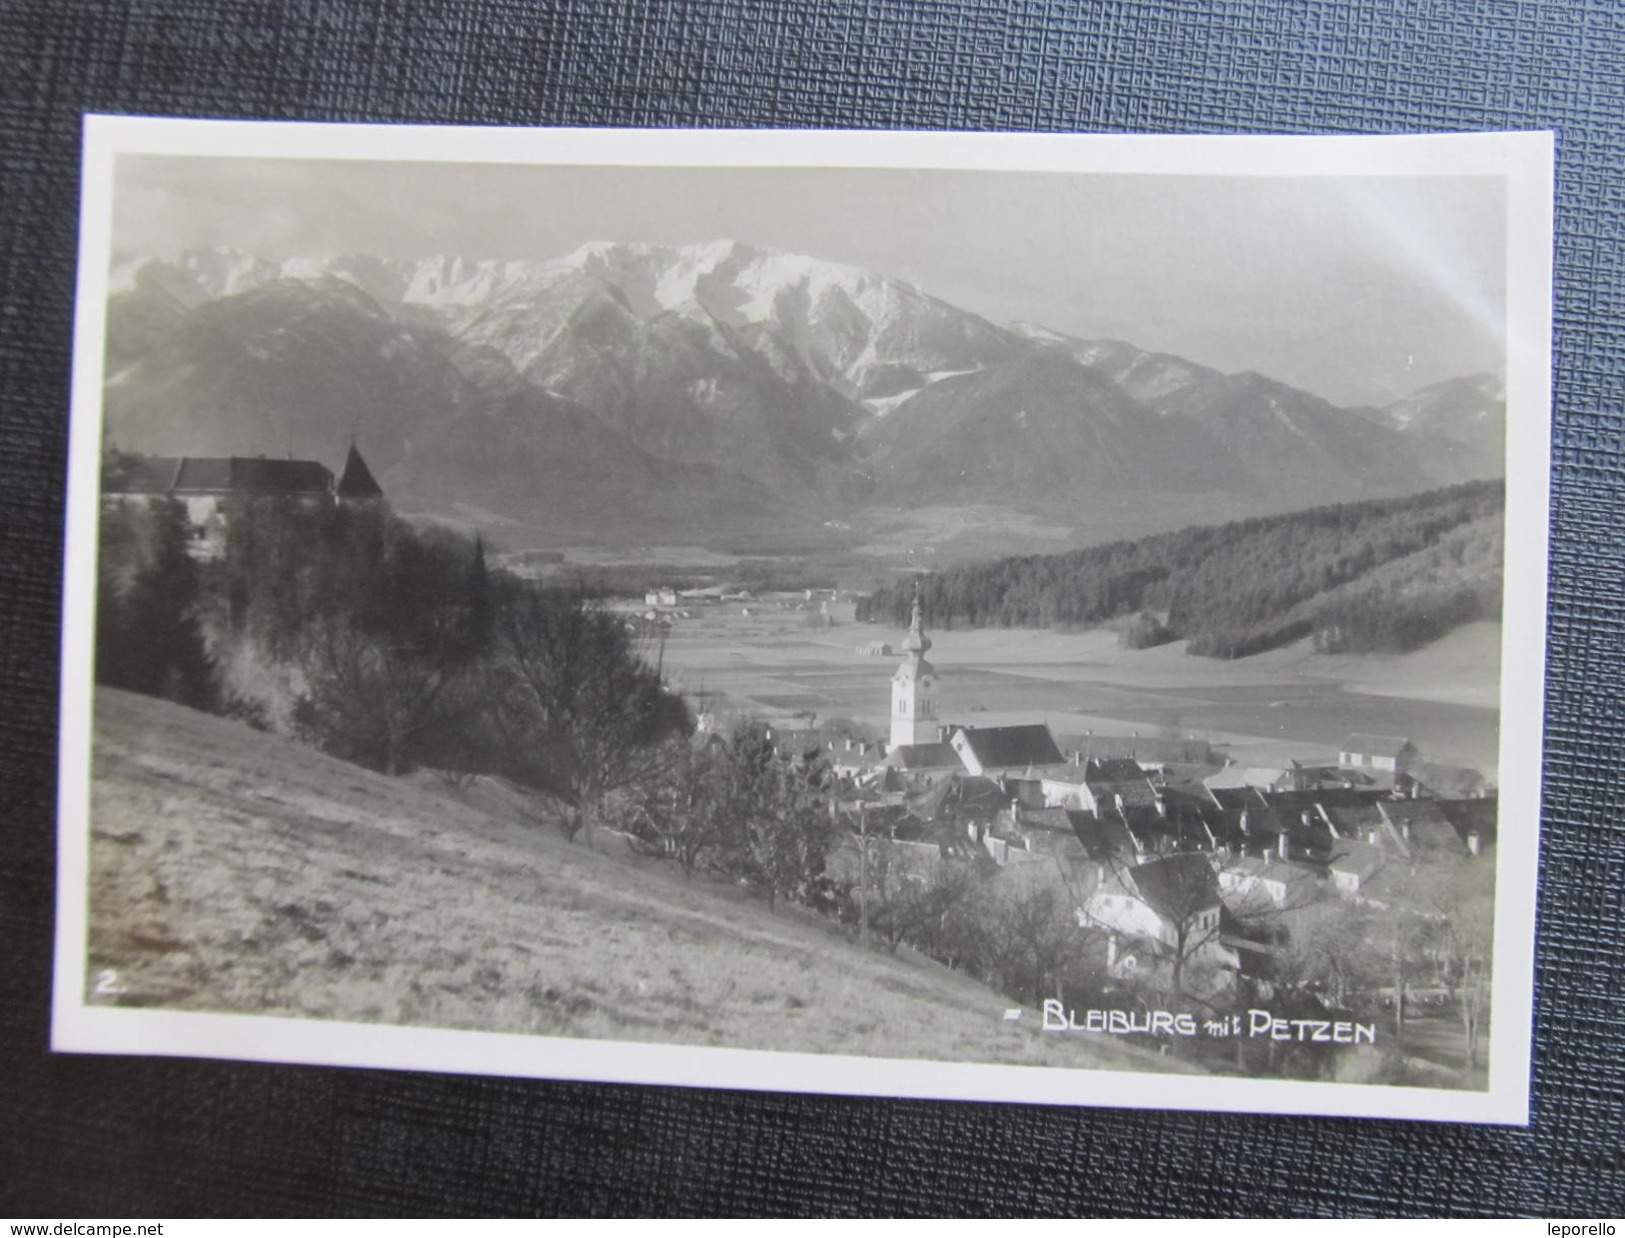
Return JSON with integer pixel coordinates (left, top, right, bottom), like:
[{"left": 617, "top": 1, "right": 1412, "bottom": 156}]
[
  {"left": 102, "top": 441, "right": 385, "bottom": 558},
  {"left": 890, "top": 589, "right": 940, "bottom": 750}
]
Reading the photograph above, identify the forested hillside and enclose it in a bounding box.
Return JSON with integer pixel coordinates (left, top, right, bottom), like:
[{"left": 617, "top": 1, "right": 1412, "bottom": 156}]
[{"left": 858, "top": 481, "right": 1504, "bottom": 658}]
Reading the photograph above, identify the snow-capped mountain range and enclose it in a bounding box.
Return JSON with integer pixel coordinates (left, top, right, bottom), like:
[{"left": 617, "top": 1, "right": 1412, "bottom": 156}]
[{"left": 102, "top": 241, "right": 1506, "bottom": 551}]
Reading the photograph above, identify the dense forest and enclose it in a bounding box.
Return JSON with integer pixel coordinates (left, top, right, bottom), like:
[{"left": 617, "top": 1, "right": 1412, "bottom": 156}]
[{"left": 857, "top": 481, "right": 1504, "bottom": 658}]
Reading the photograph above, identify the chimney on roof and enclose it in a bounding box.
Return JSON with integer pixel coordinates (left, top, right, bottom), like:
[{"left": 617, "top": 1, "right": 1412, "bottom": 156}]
[{"left": 1467, "top": 829, "right": 1482, "bottom": 856}]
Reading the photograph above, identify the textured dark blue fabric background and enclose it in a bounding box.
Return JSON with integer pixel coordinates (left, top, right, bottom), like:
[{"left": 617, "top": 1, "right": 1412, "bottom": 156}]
[{"left": 2, "top": 0, "right": 1622, "bottom": 1218}]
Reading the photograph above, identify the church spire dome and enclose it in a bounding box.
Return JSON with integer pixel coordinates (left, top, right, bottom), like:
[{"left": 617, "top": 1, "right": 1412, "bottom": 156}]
[{"left": 904, "top": 584, "right": 932, "bottom": 656}]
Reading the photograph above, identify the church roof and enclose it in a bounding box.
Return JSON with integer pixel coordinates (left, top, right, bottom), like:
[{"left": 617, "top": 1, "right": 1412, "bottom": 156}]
[{"left": 953, "top": 724, "right": 1065, "bottom": 770}]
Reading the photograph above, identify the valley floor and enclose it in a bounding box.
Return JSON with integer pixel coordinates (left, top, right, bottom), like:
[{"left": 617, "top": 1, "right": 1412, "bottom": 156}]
[
  {"left": 660, "top": 611, "right": 1503, "bottom": 776},
  {"left": 84, "top": 689, "right": 1182, "bottom": 1077}
]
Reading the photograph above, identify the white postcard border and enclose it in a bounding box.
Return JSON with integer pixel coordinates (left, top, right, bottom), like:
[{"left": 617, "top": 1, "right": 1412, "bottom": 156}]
[{"left": 55, "top": 116, "right": 1554, "bottom": 1125}]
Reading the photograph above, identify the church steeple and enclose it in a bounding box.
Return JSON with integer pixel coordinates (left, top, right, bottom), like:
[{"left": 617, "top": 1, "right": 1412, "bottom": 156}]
[
  {"left": 904, "top": 586, "right": 932, "bottom": 657},
  {"left": 890, "top": 580, "right": 939, "bottom": 750}
]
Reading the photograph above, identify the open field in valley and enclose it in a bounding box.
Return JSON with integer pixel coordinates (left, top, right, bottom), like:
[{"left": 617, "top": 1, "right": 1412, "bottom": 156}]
[
  {"left": 658, "top": 604, "right": 1503, "bottom": 777},
  {"left": 85, "top": 689, "right": 1184, "bottom": 1075}
]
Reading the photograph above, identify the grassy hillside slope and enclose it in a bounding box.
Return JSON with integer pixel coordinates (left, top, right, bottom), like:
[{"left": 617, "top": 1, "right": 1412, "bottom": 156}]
[{"left": 86, "top": 689, "right": 1179, "bottom": 1074}]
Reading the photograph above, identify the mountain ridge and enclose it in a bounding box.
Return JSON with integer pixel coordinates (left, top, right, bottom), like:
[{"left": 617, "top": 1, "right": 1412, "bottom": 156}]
[{"left": 103, "top": 242, "right": 1507, "bottom": 555}]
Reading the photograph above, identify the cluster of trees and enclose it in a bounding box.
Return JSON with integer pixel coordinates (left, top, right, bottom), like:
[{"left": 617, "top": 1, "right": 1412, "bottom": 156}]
[
  {"left": 97, "top": 493, "right": 692, "bottom": 838},
  {"left": 613, "top": 724, "right": 840, "bottom": 909},
  {"left": 97, "top": 498, "right": 215, "bottom": 709},
  {"left": 826, "top": 834, "right": 1102, "bottom": 1011},
  {"left": 1242, "top": 852, "right": 1495, "bottom": 1078},
  {"left": 1306, "top": 515, "right": 1503, "bottom": 655},
  {"left": 859, "top": 481, "right": 1504, "bottom": 658}
]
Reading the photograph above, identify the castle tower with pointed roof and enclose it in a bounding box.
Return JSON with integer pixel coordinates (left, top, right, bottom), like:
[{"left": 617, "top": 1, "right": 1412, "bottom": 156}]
[
  {"left": 335, "top": 439, "right": 384, "bottom": 501},
  {"left": 890, "top": 585, "right": 940, "bottom": 750}
]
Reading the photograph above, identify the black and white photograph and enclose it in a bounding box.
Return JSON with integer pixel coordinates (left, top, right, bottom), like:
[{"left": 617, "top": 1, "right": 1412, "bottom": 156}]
[{"left": 54, "top": 120, "right": 1552, "bottom": 1123}]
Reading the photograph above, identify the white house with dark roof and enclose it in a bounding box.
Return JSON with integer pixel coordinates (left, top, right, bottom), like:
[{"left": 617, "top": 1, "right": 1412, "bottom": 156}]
[
  {"left": 1219, "top": 852, "right": 1320, "bottom": 909},
  {"left": 1084, "top": 853, "right": 1239, "bottom": 997},
  {"left": 1338, "top": 733, "right": 1416, "bottom": 776},
  {"left": 1326, "top": 837, "right": 1384, "bottom": 893}
]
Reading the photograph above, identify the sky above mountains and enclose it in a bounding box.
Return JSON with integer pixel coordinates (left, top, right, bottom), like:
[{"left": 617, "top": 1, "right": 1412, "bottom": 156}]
[{"left": 111, "top": 154, "right": 1505, "bottom": 408}]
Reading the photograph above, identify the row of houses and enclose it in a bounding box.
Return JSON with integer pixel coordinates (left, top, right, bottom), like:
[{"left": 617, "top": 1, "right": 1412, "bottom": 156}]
[{"left": 822, "top": 595, "right": 1496, "bottom": 1000}]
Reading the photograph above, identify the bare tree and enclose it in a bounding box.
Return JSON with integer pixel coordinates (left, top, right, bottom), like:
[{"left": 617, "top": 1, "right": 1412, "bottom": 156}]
[
  {"left": 612, "top": 738, "right": 727, "bottom": 876},
  {"left": 295, "top": 613, "right": 471, "bottom": 776},
  {"left": 1078, "top": 852, "right": 1234, "bottom": 1008},
  {"left": 991, "top": 881, "right": 1087, "bottom": 1008},
  {"left": 1414, "top": 853, "right": 1495, "bottom": 1070},
  {"left": 282, "top": 513, "right": 491, "bottom": 776},
  {"left": 851, "top": 829, "right": 982, "bottom": 955},
  {"left": 490, "top": 582, "right": 688, "bottom": 842},
  {"left": 690, "top": 723, "right": 838, "bottom": 911}
]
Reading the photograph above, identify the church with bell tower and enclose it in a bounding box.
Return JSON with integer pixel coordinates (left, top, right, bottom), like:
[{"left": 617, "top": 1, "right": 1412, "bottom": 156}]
[{"left": 890, "top": 586, "right": 940, "bottom": 750}]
